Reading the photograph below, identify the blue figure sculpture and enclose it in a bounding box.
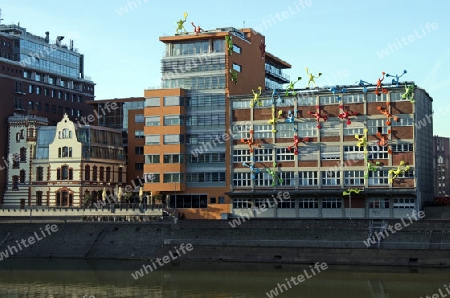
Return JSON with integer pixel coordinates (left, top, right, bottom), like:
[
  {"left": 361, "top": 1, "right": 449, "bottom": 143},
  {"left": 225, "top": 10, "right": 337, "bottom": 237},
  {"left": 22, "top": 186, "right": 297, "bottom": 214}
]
[
  {"left": 330, "top": 86, "right": 347, "bottom": 101},
  {"left": 357, "top": 80, "right": 371, "bottom": 93},
  {"left": 271, "top": 89, "right": 283, "bottom": 105},
  {"left": 285, "top": 110, "right": 295, "bottom": 123},
  {"left": 386, "top": 70, "right": 407, "bottom": 87},
  {"left": 242, "top": 158, "right": 260, "bottom": 179}
]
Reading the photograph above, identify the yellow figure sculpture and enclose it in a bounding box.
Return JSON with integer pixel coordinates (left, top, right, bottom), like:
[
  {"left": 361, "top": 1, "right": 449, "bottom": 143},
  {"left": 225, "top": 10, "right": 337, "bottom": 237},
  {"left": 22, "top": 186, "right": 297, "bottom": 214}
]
[
  {"left": 268, "top": 107, "right": 283, "bottom": 132},
  {"left": 306, "top": 67, "right": 322, "bottom": 88},
  {"left": 176, "top": 12, "right": 188, "bottom": 34},
  {"left": 389, "top": 161, "right": 410, "bottom": 184},
  {"left": 250, "top": 86, "right": 262, "bottom": 108}
]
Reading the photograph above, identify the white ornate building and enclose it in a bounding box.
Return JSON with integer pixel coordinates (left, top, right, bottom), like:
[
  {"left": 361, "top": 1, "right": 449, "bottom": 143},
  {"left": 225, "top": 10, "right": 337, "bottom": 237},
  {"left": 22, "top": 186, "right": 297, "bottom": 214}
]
[{"left": 3, "top": 114, "right": 127, "bottom": 207}]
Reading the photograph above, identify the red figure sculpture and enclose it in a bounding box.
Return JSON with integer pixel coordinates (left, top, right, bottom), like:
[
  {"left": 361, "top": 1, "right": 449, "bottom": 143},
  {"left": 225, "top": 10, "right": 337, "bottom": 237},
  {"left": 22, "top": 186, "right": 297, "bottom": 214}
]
[
  {"left": 287, "top": 129, "right": 310, "bottom": 155},
  {"left": 374, "top": 71, "right": 389, "bottom": 96},
  {"left": 338, "top": 105, "right": 357, "bottom": 125},
  {"left": 377, "top": 103, "right": 399, "bottom": 125},
  {"left": 191, "top": 22, "right": 204, "bottom": 35},
  {"left": 241, "top": 129, "right": 261, "bottom": 153},
  {"left": 308, "top": 106, "right": 328, "bottom": 128},
  {"left": 259, "top": 39, "right": 266, "bottom": 60}
]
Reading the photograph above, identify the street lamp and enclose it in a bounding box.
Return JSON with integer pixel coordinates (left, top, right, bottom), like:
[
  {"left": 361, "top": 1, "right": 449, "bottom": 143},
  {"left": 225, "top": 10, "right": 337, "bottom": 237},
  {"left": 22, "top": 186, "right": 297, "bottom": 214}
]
[{"left": 342, "top": 188, "right": 363, "bottom": 220}]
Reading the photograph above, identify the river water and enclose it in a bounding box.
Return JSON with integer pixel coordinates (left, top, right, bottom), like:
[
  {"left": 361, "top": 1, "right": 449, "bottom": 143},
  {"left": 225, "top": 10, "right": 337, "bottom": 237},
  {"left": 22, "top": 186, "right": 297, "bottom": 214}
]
[{"left": 0, "top": 258, "right": 449, "bottom": 298}]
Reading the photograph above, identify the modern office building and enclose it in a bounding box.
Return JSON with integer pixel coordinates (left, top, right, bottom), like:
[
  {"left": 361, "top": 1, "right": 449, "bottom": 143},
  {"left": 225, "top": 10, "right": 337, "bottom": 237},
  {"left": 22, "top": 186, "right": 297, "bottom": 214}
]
[
  {"left": 229, "top": 83, "right": 433, "bottom": 219},
  {"left": 0, "top": 23, "right": 95, "bottom": 204},
  {"left": 433, "top": 136, "right": 450, "bottom": 197},
  {"left": 3, "top": 113, "right": 126, "bottom": 207},
  {"left": 142, "top": 27, "right": 291, "bottom": 219},
  {"left": 87, "top": 97, "right": 145, "bottom": 190}
]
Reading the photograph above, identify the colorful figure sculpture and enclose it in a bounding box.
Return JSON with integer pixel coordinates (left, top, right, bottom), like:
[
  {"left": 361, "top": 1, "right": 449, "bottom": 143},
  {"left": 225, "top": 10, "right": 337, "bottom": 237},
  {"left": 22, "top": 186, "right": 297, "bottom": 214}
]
[
  {"left": 402, "top": 83, "right": 415, "bottom": 103},
  {"left": 268, "top": 107, "right": 283, "bottom": 132},
  {"left": 355, "top": 128, "right": 368, "bottom": 150},
  {"left": 306, "top": 67, "right": 322, "bottom": 88},
  {"left": 225, "top": 35, "right": 233, "bottom": 56},
  {"left": 176, "top": 12, "right": 188, "bottom": 34},
  {"left": 376, "top": 131, "right": 392, "bottom": 154},
  {"left": 388, "top": 161, "right": 410, "bottom": 183},
  {"left": 365, "top": 161, "right": 381, "bottom": 179},
  {"left": 259, "top": 39, "right": 266, "bottom": 60},
  {"left": 377, "top": 103, "right": 399, "bottom": 125},
  {"left": 338, "top": 105, "right": 356, "bottom": 125},
  {"left": 266, "top": 162, "right": 283, "bottom": 187},
  {"left": 191, "top": 22, "right": 204, "bottom": 35},
  {"left": 229, "top": 69, "right": 238, "bottom": 85},
  {"left": 271, "top": 89, "right": 283, "bottom": 105},
  {"left": 330, "top": 86, "right": 347, "bottom": 101},
  {"left": 308, "top": 106, "right": 328, "bottom": 128},
  {"left": 250, "top": 86, "right": 262, "bottom": 108},
  {"left": 342, "top": 188, "right": 362, "bottom": 196},
  {"left": 287, "top": 128, "right": 309, "bottom": 155},
  {"left": 285, "top": 110, "right": 295, "bottom": 123},
  {"left": 242, "top": 158, "right": 260, "bottom": 179},
  {"left": 386, "top": 70, "right": 407, "bottom": 87},
  {"left": 374, "top": 71, "right": 388, "bottom": 96},
  {"left": 285, "top": 77, "right": 302, "bottom": 96},
  {"left": 357, "top": 80, "right": 370, "bottom": 93},
  {"left": 241, "top": 129, "right": 261, "bottom": 153}
]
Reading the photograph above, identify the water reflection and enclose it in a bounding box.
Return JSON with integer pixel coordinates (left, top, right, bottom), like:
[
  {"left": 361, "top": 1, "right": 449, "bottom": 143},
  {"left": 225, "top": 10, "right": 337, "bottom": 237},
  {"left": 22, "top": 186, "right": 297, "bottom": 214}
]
[{"left": 0, "top": 259, "right": 448, "bottom": 298}]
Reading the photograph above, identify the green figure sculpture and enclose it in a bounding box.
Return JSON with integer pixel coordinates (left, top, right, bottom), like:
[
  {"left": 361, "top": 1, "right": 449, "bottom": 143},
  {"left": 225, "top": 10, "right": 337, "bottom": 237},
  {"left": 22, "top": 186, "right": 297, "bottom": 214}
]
[
  {"left": 285, "top": 77, "right": 301, "bottom": 96},
  {"left": 176, "top": 12, "right": 188, "bottom": 34},
  {"left": 266, "top": 162, "right": 283, "bottom": 187},
  {"left": 306, "top": 67, "right": 322, "bottom": 88},
  {"left": 402, "top": 83, "right": 415, "bottom": 103}
]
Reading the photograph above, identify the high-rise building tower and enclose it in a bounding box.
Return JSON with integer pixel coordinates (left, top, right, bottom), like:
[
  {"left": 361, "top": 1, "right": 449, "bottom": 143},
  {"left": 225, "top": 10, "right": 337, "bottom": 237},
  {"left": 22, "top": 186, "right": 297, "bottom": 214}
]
[{"left": 433, "top": 136, "right": 450, "bottom": 197}]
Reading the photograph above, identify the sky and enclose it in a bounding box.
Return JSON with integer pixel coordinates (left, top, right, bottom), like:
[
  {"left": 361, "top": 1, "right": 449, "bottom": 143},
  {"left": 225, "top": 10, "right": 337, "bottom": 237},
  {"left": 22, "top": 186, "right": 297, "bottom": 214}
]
[{"left": 2, "top": 0, "right": 450, "bottom": 137}]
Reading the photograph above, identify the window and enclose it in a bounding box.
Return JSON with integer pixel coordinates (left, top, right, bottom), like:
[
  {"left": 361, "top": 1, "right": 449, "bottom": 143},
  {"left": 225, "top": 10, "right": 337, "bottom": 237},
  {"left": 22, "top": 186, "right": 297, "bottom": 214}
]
[
  {"left": 368, "top": 145, "right": 389, "bottom": 159},
  {"left": 60, "top": 166, "right": 69, "bottom": 180},
  {"left": 28, "top": 100, "right": 34, "bottom": 110},
  {"left": 254, "top": 148, "right": 273, "bottom": 162},
  {"left": 233, "top": 172, "right": 252, "bottom": 187},
  {"left": 393, "top": 198, "right": 415, "bottom": 208},
  {"left": 344, "top": 171, "right": 365, "bottom": 186},
  {"left": 135, "top": 146, "right": 144, "bottom": 155},
  {"left": 299, "top": 198, "right": 318, "bottom": 208},
  {"left": 164, "top": 134, "right": 184, "bottom": 144},
  {"left": 392, "top": 143, "right": 413, "bottom": 152},
  {"left": 298, "top": 121, "right": 317, "bottom": 137},
  {"left": 232, "top": 63, "right": 241, "bottom": 72},
  {"left": 368, "top": 170, "right": 389, "bottom": 186},
  {"left": 298, "top": 95, "right": 316, "bottom": 106},
  {"left": 144, "top": 173, "right": 160, "bottom": 183},
  {"left": 163, "top": 173, "right": 182, "bottom": 183},
  {"left": 36, "top": 167, "right": 44, "bottom": 181},
  {"left": 276, "top": 148, "right": 295, "bottom": 161},
  {"left": 164, "top": 154, "right": 184, "bottom": 163},
  {"left": 36, "top": 191, "right": 43, "bottom": 206},
  {"left": 20, "top": 147, "right": 27, "bottom": 162},
  {"left": 276, "top": 123, "right": 295, "bottom": 139},
  {"left": 368, "top": 119, "right": 388, "bottom": 134},
  {"left": 146, "top": 154, "right": 160, "bottom": 163},
  {"left": 135, "top": 163, "right": 144, "bottom": 171},
  {"left": 343, "top": 146, "right": 365, "bottom": 161},
  {"left": 84, "top": 165, "right": 90, "bottom": 180},
  {"left": 20, "top": 170, "right": 26, "bottom": 183},
  {"left": 135, "top": 114, "right": 144, "bottom": 123},
  {"left": 390, "top": 92, "right": 406, "bottom": 102},
  {"left": 164, "top": 96, "right": 183, "bottom": 106},
  {"left": 298, "top": 146, "right": 318, "bottom": 161},
  {"left": 367, "top": 93, "right": 387, "bottom": 102},
  {"left": 12, "top": 176, "right": 19, "bottom": 190},
  {"left": 278, "top": 198, "right": 295, "bottom": 209},
  {"left": 219, "top": 196, "right": 225, "bottom": 204},
  {"left": 164, "top": 115, "right": 184, "bottom": 125},
  {"left": 13, "top": 154, "right": 20, "bottom": 168},
  {"left": 343, "top": 122, "right": 364, "bottom": 136},
  {"left": 254, "top": 171, "right": 273, "bottom": 187},
  {"left": 51, "top": 105, "right": 56, "bottom": 114},
  {"left": 44, "top": 103, "right": 49, "bottom": 112},
  {"left": 299, "top": 171, "right": 318, "bottom": 186},
  {"left": 322, "top": 198, "right": 342, "bottom": 209},
  {"left": 369, "top": 198, "right": 389, "bottom": 208},
  {"left": 320, "top": 121, "right": 340, "bottom": 137},
  {"left": 233, "top": 149, "right": 251, "bottom": 163},
  {"left": 92, "top": 166, "right": 98, "bottom": 181},
  {"left": 321, "top": 146, "right": 340, "bottom": 160},
  {"left": 233, "top": 199, "right": 251, "bottom": 209},
  {"left": 36, "top": 86, "right": 41, "bottom": 95},
  {"left": 279, "top": 171, "right": 295, "bottom": 186},
  {"left": 118, "top": 167, "right": 123, "bottom": 183},
  {"left": 321, "top": 171, "right": 340, "bottom": 186},
  {"left": 232, "top": 44, "right": 241, "bottom": 54},
  {"left": 36, "top": 101, "right": 41, "bottom": 111},
  {"left": 319, "top": 95, "right": 338, "bottom": 105},
  {"left": 254, "top": 124, "right": 272, "bottom": 139},
  {"left": 391, "top": 116, "right": 413, "bottom": 127},
  {"left": 145, "top": 135, "right": 160, "bottom": 145},
  {"left": 135, "top": 130, "right": 144, "bottom": 138},
  {"left": 343, "top": 94, "right": 364, "bottom": 103},
  {"left": 106, "top": 167, "right": 111, "bottom": 182},
  {"left": 28, "top": 84, "right": 34, "bottom": 93},
  {"left": 58, "top": 146, "right": 72, "bottom": 158},
  {"left": 145, "top": 116, "right": 160, "bottom": 126},
  {"left": 145, "top": 97, "right": 160, "bottom": 107}
]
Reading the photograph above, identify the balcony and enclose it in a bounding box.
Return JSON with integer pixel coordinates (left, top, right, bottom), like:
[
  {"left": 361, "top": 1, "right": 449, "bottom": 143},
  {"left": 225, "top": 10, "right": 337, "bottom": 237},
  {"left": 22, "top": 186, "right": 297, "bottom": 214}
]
[{"left": 265, "top": 64, "right": 290, "bottom": 84}]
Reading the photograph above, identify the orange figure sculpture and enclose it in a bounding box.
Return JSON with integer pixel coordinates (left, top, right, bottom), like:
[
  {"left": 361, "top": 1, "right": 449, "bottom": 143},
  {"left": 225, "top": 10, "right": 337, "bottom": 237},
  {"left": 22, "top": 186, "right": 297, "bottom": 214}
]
[
  {"left": 241, "top": 129, "right": 261, "bottom": 153},
  {"left": 308, "top": 106, "right": 327, "bottom": 128},
  {"left": 377, "top": 102, "right": 399, "bottom": 125},
  {"left": 376, "top": 131, "right": 392, "bottom": 154},
  {"left": 287, "top": 128, "right": 309, "bottom": 155},
  {"left": 338, "top": 105, "right": 357, "bottom": 125},
  {"left": 374, "top": 71, "right": 389, "bottom": 96}
]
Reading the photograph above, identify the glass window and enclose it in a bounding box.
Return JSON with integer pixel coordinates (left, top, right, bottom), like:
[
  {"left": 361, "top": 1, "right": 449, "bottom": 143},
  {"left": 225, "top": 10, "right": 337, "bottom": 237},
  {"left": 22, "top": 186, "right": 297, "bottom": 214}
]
[
  {"left": 134, "top": 114, "right": 144, "bottom": 123},
  {"left": 145, "top": 135, "right": 160, "bottom": 145},
  {"left": 145, "top": 116, "right": 160, "bottom": 126}
]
